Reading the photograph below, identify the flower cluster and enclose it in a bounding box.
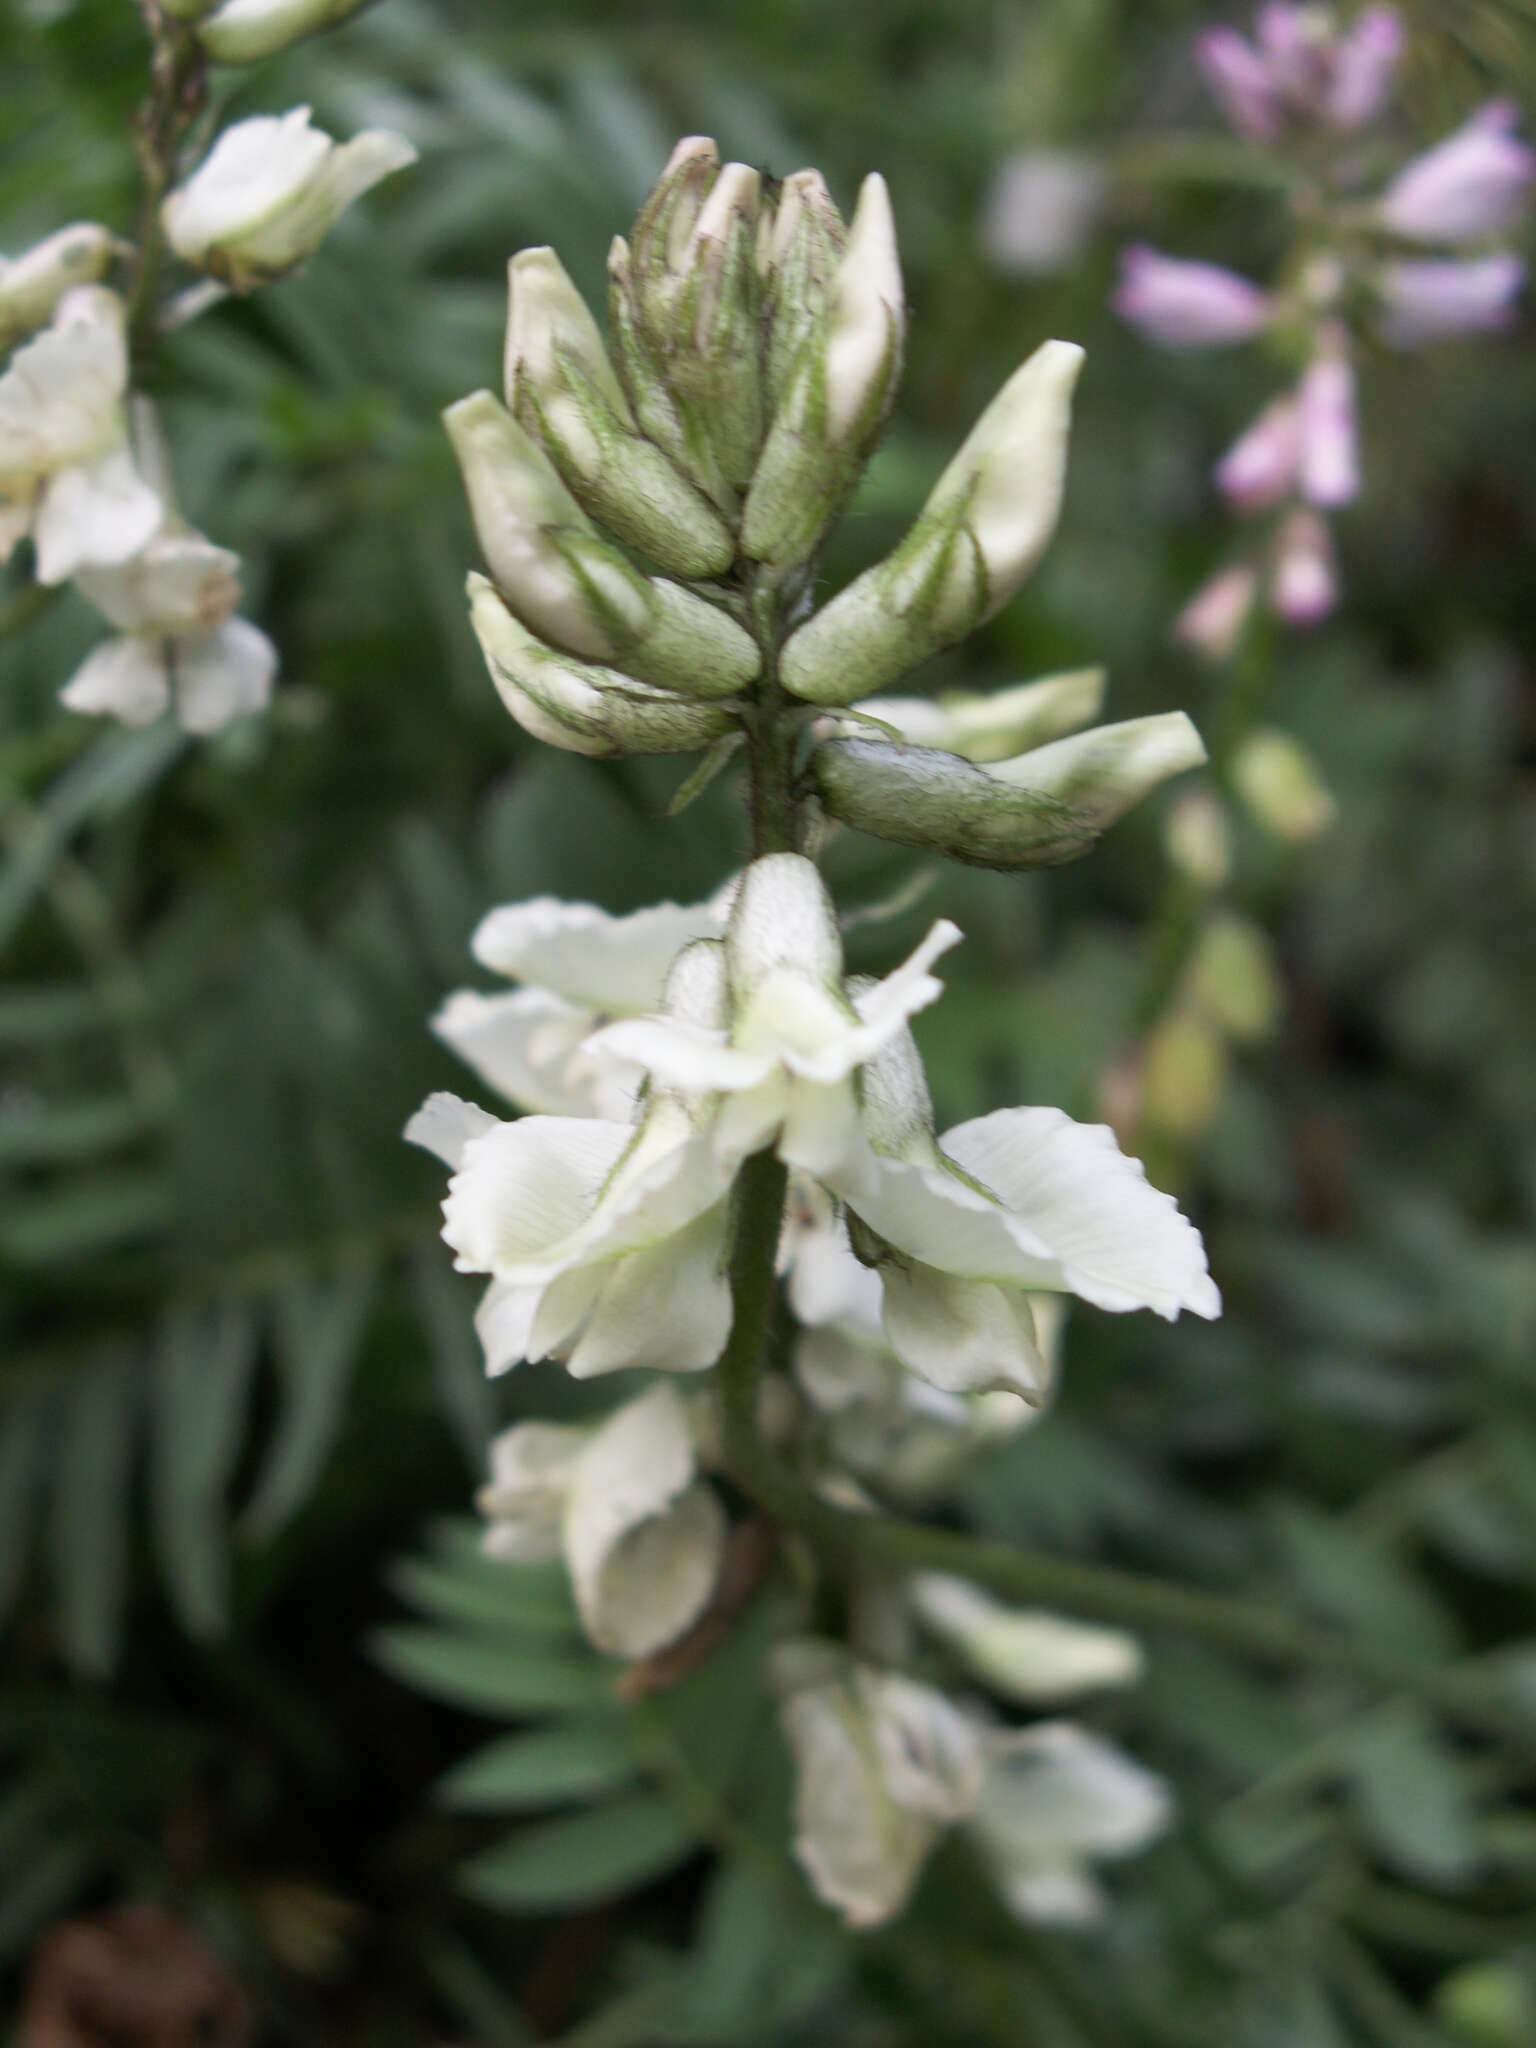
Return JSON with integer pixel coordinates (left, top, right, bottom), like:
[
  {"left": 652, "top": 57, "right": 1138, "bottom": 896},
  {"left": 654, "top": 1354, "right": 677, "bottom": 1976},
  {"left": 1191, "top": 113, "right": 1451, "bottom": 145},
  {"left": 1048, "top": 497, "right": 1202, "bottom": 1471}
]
[
  {"left": 412, "top": 138, "right": 1219, "bottom": 1929},
  {"left": 1114, "top": 3, "right": 1532, "bottom": 646},
  {"left": 1, "top": 6, "right": 412, "bottom": 734}
]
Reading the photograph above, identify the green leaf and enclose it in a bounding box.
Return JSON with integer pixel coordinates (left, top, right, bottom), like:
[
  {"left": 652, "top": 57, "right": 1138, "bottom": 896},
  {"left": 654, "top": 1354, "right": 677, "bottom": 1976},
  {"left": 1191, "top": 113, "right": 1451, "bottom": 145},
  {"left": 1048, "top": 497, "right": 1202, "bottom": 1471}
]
[
  {"left": 424, "top": 1521, "right": 581, "bottom": 1631},
  {"left": 0, "top": 1171, "right": 177, "bottom": 1264},
  {"left": 0, "top": 1092, "right": 154, "bottom": 1167},
  {"left": 243, "top": 1266, "right": 377, "bottom": 1541},
  {"left": 387, "top": 1553, "right": 579, "bottom": 1640},
  {"left": 457, "top": 1793, "right": 700, "bottom": 1911},
  {"left": 1345, "top": 1703, "right": 1481, "bottom": 1890},
  {"left": 438, "top": 1722, "right": 640, "bottom": 1813},
  {"left": 150, "top": 1303, "right": 259, "bottom": 1639},
  {"left": 0, "top": 1394, "right": 46, "bottom": 1628},
  {"left": 370, "top": 1626, "right": 610, "bottom": 1717},
  {"left": 666, "top": 732, "right": 743, "bottom": 817},
  {"left": 408, "top": 1253, "right": 493, "bottom": 1468},
  {"left": 49, "top": 1350, "right": 138, "bottom": 1678},
  {"left": 1271, "top": 1497, "right": 1457, "bottom": 1660}
]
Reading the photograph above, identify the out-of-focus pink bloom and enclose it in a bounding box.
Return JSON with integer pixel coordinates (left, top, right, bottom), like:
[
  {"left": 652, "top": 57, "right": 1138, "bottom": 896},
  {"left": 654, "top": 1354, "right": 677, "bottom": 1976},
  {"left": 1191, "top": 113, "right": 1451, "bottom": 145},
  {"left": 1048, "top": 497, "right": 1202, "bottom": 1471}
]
[
  {"left": 1375, "top": 254, "right": 1525, "bottom": 346},
  {"left": 1114, "top": 246, "right": 1273, "bottom": 347},
  {"left": 1297, "top": 337, "right": 1359, "bottom": 507},
  {"left": 1256, "top": 3, "right": 1330, "bottom": 104},
  {"left": 1270, "top": 509, "right": 1338, "bottom": 626},
  {"left": 1376, "top": 100, "right": 1535, "bottom": 243},
  {"left": 1214, "top": 396, "right": 1299, "bottom": 511},
  {"left": 1174, "top": 562, "right": 1259, "bottom": 662},
  {"left": 1325, "top": 7, "right": 1403, "bottom": 130},
  {"left": 1197, "top": 27, "right": 1283, "bottom": 142}
]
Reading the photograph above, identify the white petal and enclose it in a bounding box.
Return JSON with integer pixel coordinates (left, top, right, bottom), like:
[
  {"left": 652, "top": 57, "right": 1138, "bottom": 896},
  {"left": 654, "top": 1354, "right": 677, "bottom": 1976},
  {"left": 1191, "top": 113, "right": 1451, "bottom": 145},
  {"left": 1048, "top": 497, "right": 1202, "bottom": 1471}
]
[
  {"left": 793, "top": 1323, "right": 900, "bottom": 1413},
  {"left": 75, "top": 531, "right": 241, "bottom": 634},
  {"left": 975, "top": 1724, "right": 1171, "bottom": 1893},
  {"left": 776, "top": 1076, "right": 865, "bottom": 1181},
  {"left": 563, "top": 1384, "right": 725, "bottom": 1657},
  {"left": 474, "top": 1277, "right": 544, "bottom": 1378},
  {"left": 782, "top": 1188, "right": 885, "bottom": 1336},
  {"left": 861, "top": 1668, "right": 984, "bottom": 1821},
  {"left": 0, "top": 303, "right": 126, "bottom": 473},
  {"left": 882, "top": 1263, "right": 1049, "bottom": 1398},
  {"left": 780, "top": 1679, "right": 940, "bottom": 1927},
  {"left": 833, "top": 1149, "right": 1059, "bottom": 1288},
  {"left": 433, "top": 987, "right": 638, "bottom": 1118},
  {"left": 911, "top": 1574, "right": 1144, "bottom": 1704},
  {"left": 58, "top": 636, "right": 170, "bottom": 727},
  {"left": 440, "top": 1115, "right": 632, "bottom": 1274},
  {"left": 940, "top": 1108, "right": 1221, "bottom": 1319},
  {"left": 477, "top": 1416, "right": 584, "bottom": 1560},
  {"left": 174, "top": 617, "right": 277, "bottom": 732},
  {"left": 32, "top": 443, "right": 163, "bottom": 584},
  {"left": 403, "top": 1089, "right": 499, "bottom": 1169},
  {"left": 564, "top": 1204, "right": 732, "bottom": 1377},
  {"left": 725, "top": 853, "right": 844, "bottom": 1001},
  {"left": 469, "top": 891, "right": 729, "bottom": 1011},
  {"left": 162, "top": 109, "right": 331, "bottom": 259},
  {"left": 586, "top": 1013, "right": 773, "bottom": 1092}
]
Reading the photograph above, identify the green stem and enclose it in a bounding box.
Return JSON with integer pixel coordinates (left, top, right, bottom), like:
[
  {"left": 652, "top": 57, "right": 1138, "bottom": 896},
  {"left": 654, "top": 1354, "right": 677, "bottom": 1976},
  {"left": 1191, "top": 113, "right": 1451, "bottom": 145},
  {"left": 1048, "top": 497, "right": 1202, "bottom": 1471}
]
[{"left": 126, "top": 5, "right": 205, "bottom": 368}]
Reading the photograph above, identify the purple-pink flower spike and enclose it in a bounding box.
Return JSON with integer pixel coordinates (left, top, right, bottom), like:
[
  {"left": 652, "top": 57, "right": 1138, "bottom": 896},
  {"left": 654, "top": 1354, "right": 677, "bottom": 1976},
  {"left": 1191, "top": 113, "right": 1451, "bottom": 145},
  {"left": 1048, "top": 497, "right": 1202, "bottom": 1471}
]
[{"left": 1114, "top": 247, "right": 1272, "bottom": 348}]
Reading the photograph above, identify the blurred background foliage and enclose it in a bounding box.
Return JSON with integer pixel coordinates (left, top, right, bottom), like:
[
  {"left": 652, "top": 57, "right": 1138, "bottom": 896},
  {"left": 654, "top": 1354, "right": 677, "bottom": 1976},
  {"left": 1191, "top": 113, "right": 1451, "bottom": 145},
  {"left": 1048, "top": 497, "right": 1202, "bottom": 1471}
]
[{"left": 3, "top": 0, "right": 1536, "bottom": 2041}]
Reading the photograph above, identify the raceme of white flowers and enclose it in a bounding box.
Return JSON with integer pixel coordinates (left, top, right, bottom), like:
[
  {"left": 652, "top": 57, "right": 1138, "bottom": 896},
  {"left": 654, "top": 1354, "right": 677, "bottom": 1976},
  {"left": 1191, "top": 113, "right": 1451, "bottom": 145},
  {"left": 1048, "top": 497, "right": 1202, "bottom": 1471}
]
[
  {"left": 1, "top": 18, "right": 413, "bottom": 734},
  {"left": 1114, "top": 2, "right": 1532, "bottom": 649},
  {"left": 409, "top": 137, "right": 1220, "bottom": 1930}
]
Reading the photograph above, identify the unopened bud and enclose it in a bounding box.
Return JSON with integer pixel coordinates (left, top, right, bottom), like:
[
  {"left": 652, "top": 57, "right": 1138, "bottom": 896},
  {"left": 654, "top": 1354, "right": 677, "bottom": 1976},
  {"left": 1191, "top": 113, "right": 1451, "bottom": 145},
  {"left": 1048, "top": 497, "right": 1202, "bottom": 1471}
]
[
  {"left": 194, "top": 0, "right": 371, "bottom": 62},
  {"left": 505, "top": 247, "right": 733, "bottom": 578},
  {"left": 1163, "top": 789, "right": 1232, "bottom": 890},
  {"left": 780, "top": 340, "right": 1082, "bottom": 705},
  {"left": 1173, "top": 562, "right": 1258, "bottom": 664},
  {"left": 812, "top": 711, "right": 1204, "bottom": 870},
  {"left": 0, "top": 224, "right": 119, "bottom": 349},
  {"left": 1269, "top": 508, "right": 1339, "bottom": 627},
  {"left": 1232, "top": 727, "right": 1337, "bottom": 842},
  {"left": 849, "top": 667, "right": 1105, "bottom": 764},
  {"left": 1142, "top": 1008, "right": 1228, "bottom": 1140},
  {"left": 445, "top": 391, "right": 760, "bottom": 697},
  {"left": 759, "top": 170, "right": 846, "bottom": 408},
  {"left": 466, "top": 574, "right": 734, "bottom": 757},
  {"left": 742, "top": 173, "right": 905, "bottom": 568},
  {"left": 1186, "top": 912, "right": 1282, "bottom": 1044}
]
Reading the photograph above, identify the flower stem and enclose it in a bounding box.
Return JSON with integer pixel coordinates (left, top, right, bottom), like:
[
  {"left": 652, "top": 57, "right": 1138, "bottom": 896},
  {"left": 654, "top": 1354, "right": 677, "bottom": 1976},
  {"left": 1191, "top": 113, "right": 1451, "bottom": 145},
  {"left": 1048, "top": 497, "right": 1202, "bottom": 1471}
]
[{"left": 126, "top": 4, "right": 206, "bottom": 369}]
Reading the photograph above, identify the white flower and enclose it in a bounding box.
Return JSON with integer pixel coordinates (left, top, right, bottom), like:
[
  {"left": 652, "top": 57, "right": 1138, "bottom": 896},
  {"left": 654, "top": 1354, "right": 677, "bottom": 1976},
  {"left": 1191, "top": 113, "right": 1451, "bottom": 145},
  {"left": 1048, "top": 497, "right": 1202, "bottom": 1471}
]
[
  {"left": 479, "top": 1384, "right": 727, "bottom": 1658},
  {"left": 775, "top": 1645, "right": 984, "bottom": 1927},
  {"left": 404, "top": 1086, "right": 736, "bottom": 1380},
  {"left": 161, "top": 106, "right": 417, "bottom": 291},
  {"left": 968, "top": 1723, "right": 1171, "bottom": 1925},
  {"left": 910, "top": 1574, "right": 1144, "bottom": 1706},
  {"left": 820, "top": 1023, "right": 1219, "bottom": 1398},
  {"left": 588, "top": 853, "right": 960, "bottom": 1183},
  {"left": 0, "top": 223, "right": 118, "bottom": 348},
  {"left": 432, "top": 886, "right": 732, "bottom": 1119},
  {"left": 0, "top": 287, "right": 161, "bottom": 583},
  {"left": 61, "top": 528, "right": 276, "bottom": 734}
]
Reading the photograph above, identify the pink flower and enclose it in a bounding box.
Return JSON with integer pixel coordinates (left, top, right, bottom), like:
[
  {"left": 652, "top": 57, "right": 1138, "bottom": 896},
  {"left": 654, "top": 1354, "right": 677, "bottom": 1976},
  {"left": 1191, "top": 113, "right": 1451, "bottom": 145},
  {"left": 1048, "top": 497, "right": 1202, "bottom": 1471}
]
[
  {"left": 1296, "top": 338, "right": 1359, "bottom": 507},
  {"left": 1325, "top": 7, "right": 1403, "bottom": 130},
  {"left": 1197, "top": 27, "right": 1283, "bottom": 142},
  {"left": 1376, "top": 100, "right": 1535, "bottom": 243},
  {"left": 1256, "top": 3, "right": 1330, "bottom": 104},
  {"left": 1375, "top": 254, "right": 1525, "bottom": 346},
  {"left": 1270, "top": 509, "right": 1338, "bottom": 627},
  {"left": 1114, "top": 246, "right": 1273, "bottom": 347},
  {"left": 1214, "top": 396, "right": 1299, "bottom": 511},
  {"left": 1175, "top": 562, "right": 1259, "bottom": 662}
]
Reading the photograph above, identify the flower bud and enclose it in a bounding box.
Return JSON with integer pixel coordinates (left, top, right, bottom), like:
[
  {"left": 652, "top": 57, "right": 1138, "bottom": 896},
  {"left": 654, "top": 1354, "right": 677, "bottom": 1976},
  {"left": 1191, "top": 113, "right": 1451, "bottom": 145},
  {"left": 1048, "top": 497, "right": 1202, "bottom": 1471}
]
[
  {"left": 1113, "top": 245, "right": 1273, "bottom": 349},
  {"left": 629, "top": 145, "right": 766, "bottom": 494},
  {"left": 444, "top": 391, "right": 760, "bottom": 697},
  {"left": 780, "top": 339, "right": 1082, "bottom": 706},
  {"left": 1376, "top": 255, "right": 1524, "bottom": 347},
  {"left": 466, "top": 574, "right": 735, "bottom": 757},
  {"left": 1297, "top": 332, "right": 1358, "bottom": 508},
  {"left": 1173, "top": 562, "right": 1258, "bottom": 664},
  {"left": 1141, "top": 1008, "right": 1228, "bottom": 1141},
  {"left": 1377, "top": 100, "right": 1534, "bottom": 245},
  {"left": 910, "top": 1574, "right": 1143, "bottom": 1706},
  {"left": 1214, "top": 395, "right": 1299, "bottom": 513},
  {"left": 848, "top": 667, "right": 1105, "bottom": 764},
  {"left": 1233, "top": 727, "right": 1337, "bottom": 842},
  {"left": 1269, "top": 508, "right": 1338, "bottom": 627},
  {"left": 759, "top": 169, "right": 846, "bottom": 406},
  {"left": 0, "top": 224, "right": 119, "bottom": 349},
  {"left": 741, "top": 173, "right": 904, "bottom": 569},
  {"left": 193, "top": 0, "right": 370, "bottom": 61},
  {"left": 986, "top": 712, "right": 1208, "bottom": 826},
  {"left": 1163, "top": 788, "right": 1233, "bottom": 890},
  {"left": 1187, "top": 912, "right": 1282, "bottom": 1044},
  {"left": 1325, "top": 7, "right": 1404, "bottom": 131},
  {"left": 161, "top": 106, "right": 416, "bottom": 292},
  {"left": 504, "top": 247, "right": 734, "bottom": 579},
  {"left": 1196, "top": 28, "right": 1282, "bottom": 143}
]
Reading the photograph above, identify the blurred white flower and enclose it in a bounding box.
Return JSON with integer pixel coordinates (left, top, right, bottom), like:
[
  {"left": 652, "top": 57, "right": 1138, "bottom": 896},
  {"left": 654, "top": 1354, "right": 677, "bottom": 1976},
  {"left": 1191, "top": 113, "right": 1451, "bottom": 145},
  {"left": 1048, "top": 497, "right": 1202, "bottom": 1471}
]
[
  {"left": 910, "top": 1574, "right": 1144, "bottom": 1706},
  {"left": 479, "top": 1384, "right": 726, "bottom": 1658},
  {"left": 0, "top": 287, "right": 160, "bottom": 583},
  {"left": 982, "top": 151, "right": 1107, "bottom": 277},
  {"left": 161, "top": 106, "right": 417, "bottom": 291}
]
